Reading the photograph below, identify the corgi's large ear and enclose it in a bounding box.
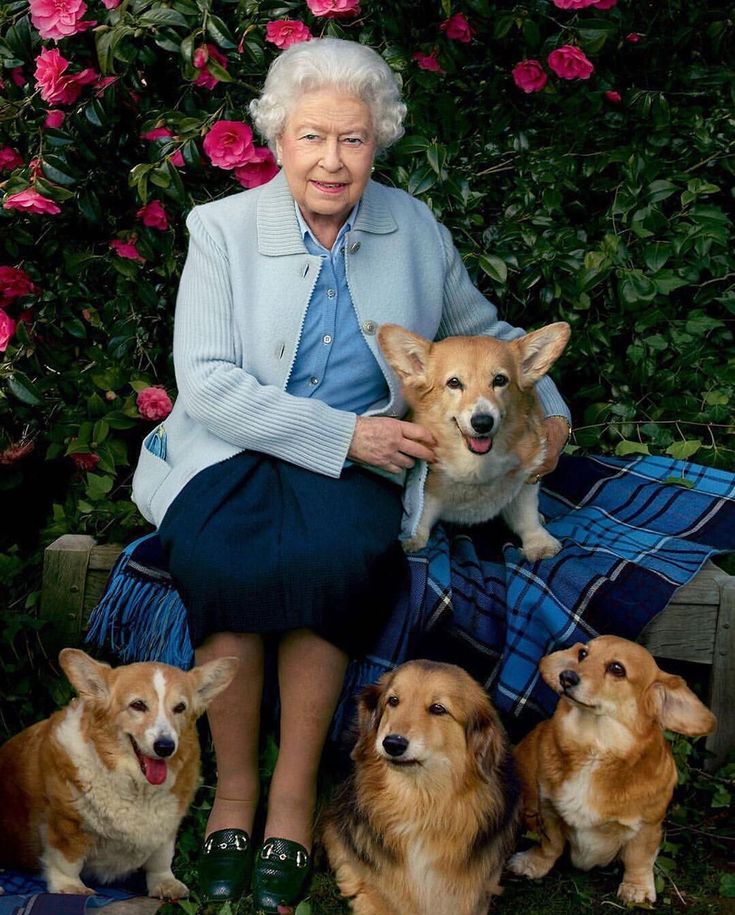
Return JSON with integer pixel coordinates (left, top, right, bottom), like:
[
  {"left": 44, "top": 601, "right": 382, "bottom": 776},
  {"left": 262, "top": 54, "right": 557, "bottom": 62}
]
[
  {"left": 515, "top": 322, "right": 570, "bottom": 388},
  {"left": 644, "top": 672, "right": 717, "bottom": 736},
  {"left": 59, "top": 648, "right": 112, "bottom": 701},
  {"left": 377, "top": 324, "right": 432, "bottom": 386},
  {"left": 189, "top": 657, "right": 239, "bottom": 714}
]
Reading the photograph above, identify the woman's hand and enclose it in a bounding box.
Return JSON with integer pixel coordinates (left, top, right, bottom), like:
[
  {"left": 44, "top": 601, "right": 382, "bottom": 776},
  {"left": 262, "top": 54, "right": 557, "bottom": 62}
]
[
  {"left": 348, "top": 416, "right": 436, "bottom": 474},
  {"left": 529, "top": 416, "right": 571, "bottom": 483}
]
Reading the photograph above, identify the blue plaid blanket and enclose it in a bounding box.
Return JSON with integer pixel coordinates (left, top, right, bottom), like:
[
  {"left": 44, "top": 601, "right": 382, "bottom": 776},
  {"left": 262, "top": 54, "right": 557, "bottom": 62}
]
[
  {"left": 0, "top": 870, "right": 141, "bottom": 913},
  {"left": 87, "top": 454, "right": 735, "bottom": 734}
]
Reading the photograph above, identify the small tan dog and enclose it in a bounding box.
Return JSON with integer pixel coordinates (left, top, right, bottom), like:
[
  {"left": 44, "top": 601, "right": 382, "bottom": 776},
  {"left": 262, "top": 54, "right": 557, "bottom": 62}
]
[
  {"left": 0, "top": 648, "right": 238, "bottom": 898},
  {"left": 322, "top": 660, "right": 519, "bottom": 915},
  {"left": 378, "top": 322, "right": 570, "bottom": 558},
  {"left": 508, "top": 636, "right": 716, "bottom": 904}
]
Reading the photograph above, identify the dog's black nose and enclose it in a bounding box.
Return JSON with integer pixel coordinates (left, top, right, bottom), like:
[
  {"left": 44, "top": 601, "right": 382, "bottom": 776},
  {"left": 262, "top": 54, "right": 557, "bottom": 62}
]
[
  {"left": 153, "top": 737, "right": 176, "bottom": 758},
  {"left": 470, "top": 414, "right": 494, "bottom": 434},
  {"left": 559, "top": 669, "right": 580, "bottom": 690},
  {"left": 382, "top": 734, "right": 409, "bottom": 757}
]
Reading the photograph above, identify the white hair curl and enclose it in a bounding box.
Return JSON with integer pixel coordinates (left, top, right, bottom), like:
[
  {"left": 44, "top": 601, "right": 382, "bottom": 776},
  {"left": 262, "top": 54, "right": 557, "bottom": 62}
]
[{"left": 249, "top": 38, "right": 406, "bottom": 151}]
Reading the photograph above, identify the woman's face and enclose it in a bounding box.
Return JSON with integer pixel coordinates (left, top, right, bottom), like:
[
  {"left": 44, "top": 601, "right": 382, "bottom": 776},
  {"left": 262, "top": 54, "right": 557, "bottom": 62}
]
[{"left": 276, "top": 88, "right": 376, "bottom": 247}]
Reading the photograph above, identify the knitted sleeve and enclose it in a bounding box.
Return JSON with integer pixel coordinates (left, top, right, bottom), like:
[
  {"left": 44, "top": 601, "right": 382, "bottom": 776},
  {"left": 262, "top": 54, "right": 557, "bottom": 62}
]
[
  {"left": 435, "top": 221, "right": 571, "bottom": 423},
  {"left": 172, "top": 208, "right": 357, "bottom": 477}
]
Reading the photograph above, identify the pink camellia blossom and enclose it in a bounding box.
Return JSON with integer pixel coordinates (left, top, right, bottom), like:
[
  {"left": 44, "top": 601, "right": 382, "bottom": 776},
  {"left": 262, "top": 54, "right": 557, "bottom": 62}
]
[
  {"left": 234, "top": 147, "right": 279, "bottom": 189},
  {"left": 0, "top": 439, "right": 35, "bottom": 465},
  {"left": 141, "top": 125, "right": 186, "bottom": 167},
  {"left": 604, "top": 89, "right": 622, "bottom": 103},
  {"left": 593, "top": 0, "right": 618, "bottom": 7},
  {"left": 512, "top": 59, "right": 548, "bottom": 93},
  {"left": 265, "top": 20, "right": 312, "bottom": 49},
  {"left": 137, "top": 385, "right": 173, "bottom": 421},
  {"left": 44, "top": 109, "right": 66, "bottom": 128},
  {"left": 0, "top": 310, "right": 17, "bottom": 351},
  {"left": 0, "top": 266, "right": 38, "bottom": 305},
  {"left": 95, "top": 75, "right": 118, "bottom": 96},
  {"left": 306, "top": 0, "right": 360, "bottom": 18},
  {"left": 110, "top": 238, "right": 145, "bottom": 262},
  {"left": 625, "top": 32, "right": 642, "bottom": 43},
  {"left": 547, "top": 45, "right": 595, "bottom": 80},
  {"left": 412, "top": 50, "right": 444, "bottom": 73},
  {"left": 0, "top": 147, "right": 23, "bottom": 171},
  {"left": 34, "top": 48, "right": 98, "bottom": 105},
  {"left": 137, "top": 200, "right": 169, "bottom": 230},
  {"left": 70, "top": 452, "right": 100, "bottom": 471},
  {"left": 193, "top": 43, "right": 228, "bottom": 89},
  {"left": 3, "top": 188, "right": 61, "bottom": 215},
  {"left": 101, "top": 0, "right": 121, "bottom": 7},
  {"left": 11, "top": 68, "right": 27, "bottom": 87},
  {"left": 440, "top": 12, "right": 474, "bottom": 43},
  {"left": 29, "top": 0, "right": 95, "bottom": 41},
  {"left": 203, "top": 120, "right": 255, "bottom": 170},
  {"left": 551, "top": 0, "right": 596, "bottom": 8}
]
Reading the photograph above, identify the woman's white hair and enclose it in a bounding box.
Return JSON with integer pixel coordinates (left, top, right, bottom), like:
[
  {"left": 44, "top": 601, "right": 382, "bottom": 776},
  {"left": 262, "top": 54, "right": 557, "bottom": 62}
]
[{"left": 249, "top": 38, "right": 406, "bottom": 151}]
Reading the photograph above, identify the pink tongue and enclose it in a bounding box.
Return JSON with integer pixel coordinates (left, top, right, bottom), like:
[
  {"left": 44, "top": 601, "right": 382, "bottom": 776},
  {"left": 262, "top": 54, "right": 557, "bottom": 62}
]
[
  {"left": 142, "top": 756, "right": 167, "bottom": 785},
  {"left": 468, "top": 437, "right": 492, "bottom": 454}
]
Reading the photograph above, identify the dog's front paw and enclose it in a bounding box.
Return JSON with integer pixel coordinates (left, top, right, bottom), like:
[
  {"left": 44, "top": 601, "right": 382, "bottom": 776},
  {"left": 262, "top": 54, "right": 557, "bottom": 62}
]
[
  {"left": 402, "top": 533, "right": 429, "bottom": 553},
  {"left": 617, "top": 878, "right": 656, "bottom": 905},
  {"left": 52, "top": 882, "right": 95, "bottom": 896},
  {"left": 507, "top": 849, "right": 554, "bottom": 880},
  {"left": 148, "top": 876, "right": 189, "bottom": 900},
  {"left": 521, "top": 532, "right": 562, "bottom": 562}
]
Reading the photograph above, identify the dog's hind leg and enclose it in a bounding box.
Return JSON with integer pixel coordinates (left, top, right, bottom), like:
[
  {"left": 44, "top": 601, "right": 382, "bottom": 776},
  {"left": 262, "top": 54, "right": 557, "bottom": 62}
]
[
  {"left": 502, "top": 484, "right": 561, "bottom": 562},
  {"left": 617, "top": 822, "right": 661, "bottom": 905}
]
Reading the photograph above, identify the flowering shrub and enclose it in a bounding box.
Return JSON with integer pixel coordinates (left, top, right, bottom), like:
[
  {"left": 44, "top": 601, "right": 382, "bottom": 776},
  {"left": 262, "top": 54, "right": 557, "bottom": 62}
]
[{"left": 0, "top": 0, "right": 733, "bottom": 592}]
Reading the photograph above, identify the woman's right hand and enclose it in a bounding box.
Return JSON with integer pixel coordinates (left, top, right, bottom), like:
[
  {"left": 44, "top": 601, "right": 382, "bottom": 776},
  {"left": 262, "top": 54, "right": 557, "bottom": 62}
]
[{"left": 348, "top": 416, "right": 436, "bottom": 474}]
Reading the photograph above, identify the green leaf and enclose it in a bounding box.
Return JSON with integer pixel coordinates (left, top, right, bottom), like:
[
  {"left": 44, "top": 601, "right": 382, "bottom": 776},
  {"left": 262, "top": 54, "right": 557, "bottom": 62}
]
[
  {"left": 666, "top": 440, "right": 702, "bottom": 460},
  {"left": 206, "top": 14, "right": 236, "bottom": 48},
  {"left": 140, "top": 8, "right": 190, "bottom": 29},
  {"left": 646, "top": 180, "right": 677, "bottom": 204},
  {"left": 407, "top": 165, "right": 436, "bottom": 196},
  {"left": 86, "top": 473, "right": 114, "bottom": 501},
  {"left": 478, "top": 254, "right": 508, "bottom": 285},
  {"left": 619, "top": 270, "right": 657, "bottom": 304},
  {"left": 644, "top": 242, "right": 671, "bottom": 273},
  {"left": 7, "top": 375, "right": 43, "bottom": 406},
  {"left": 720, "top": 873, "right": 735, "bottom": 898},
  {"left": 41, "top": 155, "right": 81, "bottom": 187},
  {"left": 615, "top": 441, "right": 651, "bottom": 457},
  {"left": 205, "top": 57, "right": 233, "bottom": 83}
]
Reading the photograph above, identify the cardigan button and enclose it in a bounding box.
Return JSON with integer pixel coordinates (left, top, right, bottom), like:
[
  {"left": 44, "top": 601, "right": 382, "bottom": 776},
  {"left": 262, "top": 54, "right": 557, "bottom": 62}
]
[
  {"left": 362, "top": 320, "right": 377, "bottom": 335},
  {"left": 348, "top": 241, "right": 361, "bottom": 254}
]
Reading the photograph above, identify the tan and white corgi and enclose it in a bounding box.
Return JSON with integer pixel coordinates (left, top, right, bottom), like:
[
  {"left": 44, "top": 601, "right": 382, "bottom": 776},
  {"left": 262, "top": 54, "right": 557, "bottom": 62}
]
[
  {"left": 378, "top": 322, "right": 570, "bottom": 558},
  {"left": 0, "top": 649, "right": 238, "bottom": 898}
]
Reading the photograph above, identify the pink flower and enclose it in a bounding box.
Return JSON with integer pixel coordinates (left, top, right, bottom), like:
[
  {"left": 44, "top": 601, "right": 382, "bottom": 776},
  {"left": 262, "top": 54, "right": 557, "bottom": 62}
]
[
  {"left": 306, "top": 0, "right": 360, "bottom": 18},
  {"left": 547, "top": 45, "right": 595, "bottom": 80},
  {"left": 0, "top": 147, "right": 23, "bottom": 171},
  {"left": 552, "top": 0, "right": 597, "bottom": 8},
  {"left": 70, "top": 451, "right": 100, "bottom": 471},
  {"left": 110, "top": 238, "right": 145, "bottom": 262},
  {"left": 193, "top": 43, "right": 228, "bottom": 90},
  {"left": 604, "top": 89, "right": 622, "bottom": 103},
  {"left": 141, "top": 126, "right": 186, "bottom": 167},
  {"left": 0, "top": 266, "right": 38, "bottom": 306},
  {"left": 234, "top": 147, "right": 279, "bottom": 188},
  {"left": 412, "top": 50, "right": 444, "bottom": 73},
  {"left": 101, "top": 0, "right": 120, "bottom": 7},
  {"left": 137, "top": 386, "right": 173, "bottom": 421},
  {"left": 11, "top": 68, "right": 27, "bottom": 87},
  {"left": 625, "top": 32, "right": 642, "bottom": 43},
  {"left": 265, "top": 20, "right": 312, "bottom": 49},
  {"left": 0, "top": 440, "right": 35, "bottom": 464},
  {"left": 512, "top": 59, "right": 548, "bottom": 93},
  {"left": 95, "top": 75, "right": 118, "bottom": 96},
  {"left": 0, "top": 311, "right": 16, "bottom": 351},
  {"left": 137, "top": 200, "right": 169, "bottom": 230},
  {"left": 29, "top": 0, "right": 95, "bottom": 41},
  {"left": 34, "top": 48, "right": 98, "bottom": 105},
  {"left": 44, "top": 109, "right": 66, "bottom": 128},
  {"left": 3, "top": 188, "right": 61, "bottom": 215},
  {"left": 592, "top": 0, "right": 618, "bottom": 7},
  {"left": 440, "top": 12, "right": 474, "bottom": 43},
  {"left": 203, "top": 120, "right": 255, "bottom": 170}
]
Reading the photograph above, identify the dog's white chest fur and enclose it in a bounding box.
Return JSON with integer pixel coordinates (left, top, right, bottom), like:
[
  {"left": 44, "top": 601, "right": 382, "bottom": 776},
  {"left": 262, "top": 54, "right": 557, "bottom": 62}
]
[
  {"left": 553, "top": 764, "right": 599, "bottom": 829},
  {"left": 429, "top": 449, "right": 527, "bottom": 524},
  {"left": 54, "top": 703, "right": 182, "bottom": 879}
]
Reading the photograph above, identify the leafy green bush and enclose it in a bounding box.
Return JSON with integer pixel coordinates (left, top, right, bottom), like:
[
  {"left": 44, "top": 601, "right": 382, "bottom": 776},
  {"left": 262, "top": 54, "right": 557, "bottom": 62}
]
[{"left": 1, "top": 0, "right": 733, "bottom": 591}]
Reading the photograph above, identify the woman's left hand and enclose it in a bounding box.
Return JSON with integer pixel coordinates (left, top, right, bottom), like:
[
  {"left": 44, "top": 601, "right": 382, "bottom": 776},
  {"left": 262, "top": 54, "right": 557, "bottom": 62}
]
[{"left": 528, "top": 416, "right": 571, "bottom": 483}]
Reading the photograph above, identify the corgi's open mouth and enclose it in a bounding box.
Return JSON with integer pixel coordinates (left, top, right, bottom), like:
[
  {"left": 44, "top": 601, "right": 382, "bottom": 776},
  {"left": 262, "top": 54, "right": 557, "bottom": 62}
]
[
  {"left": 454, "top": 420, "right": 493, "bottom": 455},
  {"left": 129, "top": 736, "right": 168, "bottom": 786}
]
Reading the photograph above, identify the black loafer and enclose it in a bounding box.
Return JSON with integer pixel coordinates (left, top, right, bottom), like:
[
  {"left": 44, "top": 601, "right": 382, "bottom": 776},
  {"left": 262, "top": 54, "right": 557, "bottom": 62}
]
[
  {"left": 252, "top": 837, "right": 311, "bottom": 913},
  {"left": 197, "top": 827, "right": 253, "bottom": 902}
]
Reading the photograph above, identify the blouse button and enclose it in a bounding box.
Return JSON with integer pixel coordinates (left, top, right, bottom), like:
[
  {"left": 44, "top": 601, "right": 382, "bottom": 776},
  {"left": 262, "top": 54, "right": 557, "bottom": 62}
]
[
  {"left": 362, "top": 320, "right": 377, "bottom": 335},
  {"left": 349, "top": 241, "right": 361, "bottom": 254}
]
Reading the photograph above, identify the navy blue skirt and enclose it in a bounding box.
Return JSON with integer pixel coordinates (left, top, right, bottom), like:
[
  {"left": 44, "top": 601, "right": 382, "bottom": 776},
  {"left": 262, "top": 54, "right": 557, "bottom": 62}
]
[{"left": 157, "top": 453, "right": 407, "bottom": 655}]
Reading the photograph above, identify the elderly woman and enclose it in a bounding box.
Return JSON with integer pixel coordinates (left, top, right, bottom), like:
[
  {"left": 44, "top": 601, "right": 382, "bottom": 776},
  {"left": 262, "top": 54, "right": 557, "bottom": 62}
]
[{"left": 132, "top": 37, "right": 570, "bottom": 913}]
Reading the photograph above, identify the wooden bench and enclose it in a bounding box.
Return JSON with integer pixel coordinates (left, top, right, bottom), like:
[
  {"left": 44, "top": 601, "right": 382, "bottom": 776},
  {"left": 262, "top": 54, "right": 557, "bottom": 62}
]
[{"left": 40, "top": 534, "right": 734, "bottom": 768}]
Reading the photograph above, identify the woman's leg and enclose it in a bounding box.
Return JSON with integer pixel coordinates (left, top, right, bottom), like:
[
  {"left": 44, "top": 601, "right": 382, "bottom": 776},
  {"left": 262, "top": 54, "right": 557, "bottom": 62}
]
[
  {"left": 196, "top": 631, "right": 265, "bottom": 837},
  {"left": 264, "top": 628, "right": 348, "bottom": 849}
]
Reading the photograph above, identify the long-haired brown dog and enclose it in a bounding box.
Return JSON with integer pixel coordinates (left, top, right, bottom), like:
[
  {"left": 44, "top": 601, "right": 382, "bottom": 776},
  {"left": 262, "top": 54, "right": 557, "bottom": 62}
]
[
  {"left": 322, "top": 660, "right": 519, "bottom": 915},
  {"left": 508, "top": 636, "right": 716, "bottom": 905}
]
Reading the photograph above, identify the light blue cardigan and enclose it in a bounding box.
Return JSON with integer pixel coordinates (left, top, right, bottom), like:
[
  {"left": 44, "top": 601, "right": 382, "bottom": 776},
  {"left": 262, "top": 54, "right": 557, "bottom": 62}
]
[{"left": 131, "top": 171, "right": 570, "bottom": 538}]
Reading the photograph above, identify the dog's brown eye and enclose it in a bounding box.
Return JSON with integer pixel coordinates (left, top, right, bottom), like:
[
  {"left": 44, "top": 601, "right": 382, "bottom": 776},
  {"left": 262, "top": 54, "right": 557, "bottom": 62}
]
[
  {"left": 446, "top": 377, "right": 463, "bottom": 390},
  {"left": 578, "top": 648, "right": 588, "bottom": 661},
  {"left": 429, "top": 703, "right": 447, "bottom": 716},
  {"left": 387, "top": 695, "right": 400, "bottom": 707},
  {"left": 173, "top": 702, "right": 187, "bottom": 714},
  {"left": 607, "top": 662, "right": 626, "bottom": 678},
  {"left": 129, "top": 699, "right": 148, "bottom": 712},
  {"left": 492, "top": 374, "right": 508, "bottom": 388}
]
